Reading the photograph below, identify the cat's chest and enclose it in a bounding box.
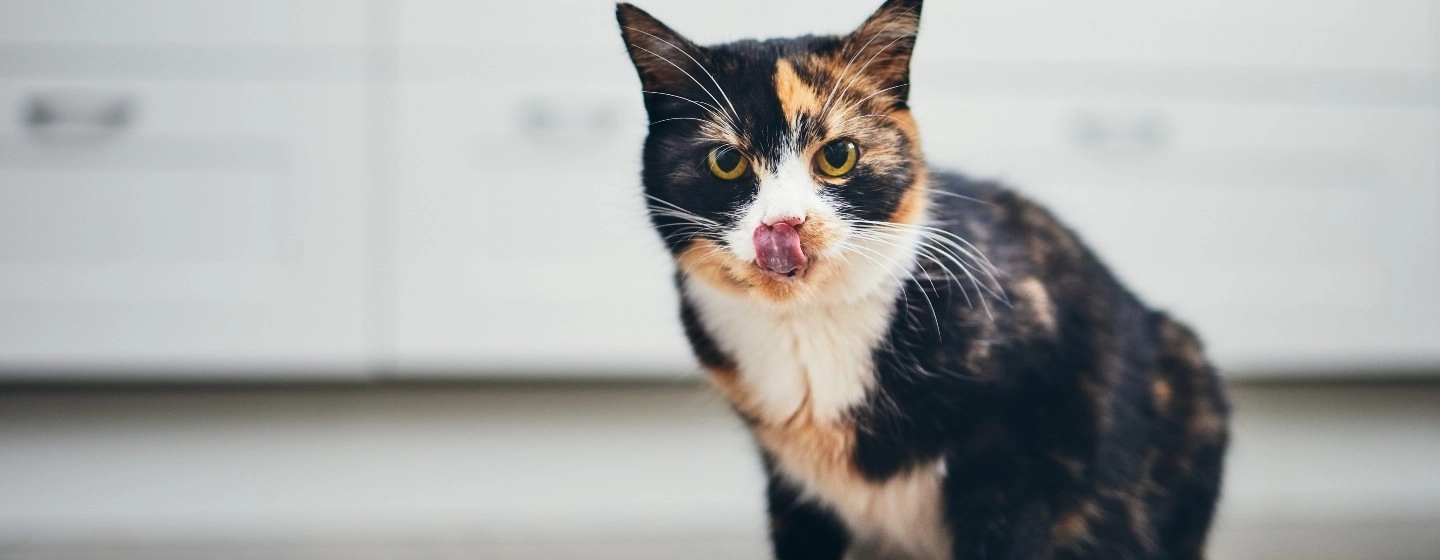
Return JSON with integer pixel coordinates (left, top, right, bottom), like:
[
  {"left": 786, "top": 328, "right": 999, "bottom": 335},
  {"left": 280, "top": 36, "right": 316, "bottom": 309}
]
[
  {"left": 688, "top": 283, "right": 895, "bottom": 424},
  {"left": 687, "top": 282, "right": 950, "bottom": 558}
]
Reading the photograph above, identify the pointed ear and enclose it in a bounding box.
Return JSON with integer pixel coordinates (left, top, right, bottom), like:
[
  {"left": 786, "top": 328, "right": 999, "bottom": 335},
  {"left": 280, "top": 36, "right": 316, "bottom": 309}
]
[
  {"left": 844, "top": 0, "right": 923, "bottom": 101},
  {"left": 616, "top": 3, "right": 704, "bottom": 94}
]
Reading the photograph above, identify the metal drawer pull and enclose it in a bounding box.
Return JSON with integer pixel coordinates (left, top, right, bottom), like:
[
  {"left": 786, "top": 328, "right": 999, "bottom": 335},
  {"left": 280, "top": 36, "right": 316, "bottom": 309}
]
[{"left": 24, "top": 92, "right": 134, "bottom": 135}]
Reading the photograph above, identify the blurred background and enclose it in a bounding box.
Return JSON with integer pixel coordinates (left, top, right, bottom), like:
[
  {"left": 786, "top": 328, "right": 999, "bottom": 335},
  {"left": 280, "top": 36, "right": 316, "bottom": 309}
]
[{"left": 0, "top": 1, "right": 1437, "bottom": 559}]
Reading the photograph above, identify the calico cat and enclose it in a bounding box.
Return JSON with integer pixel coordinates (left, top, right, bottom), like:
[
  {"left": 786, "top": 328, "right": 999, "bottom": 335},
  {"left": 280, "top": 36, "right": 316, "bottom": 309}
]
[{"left": 615, "top": 1, "right": 1229, "bottom": 558}]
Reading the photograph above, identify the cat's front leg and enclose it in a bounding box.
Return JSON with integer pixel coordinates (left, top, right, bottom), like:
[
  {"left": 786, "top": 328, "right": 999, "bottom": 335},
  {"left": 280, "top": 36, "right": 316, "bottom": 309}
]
[{"left": 766, "top": 473, "right": 849, "bottom": 560}]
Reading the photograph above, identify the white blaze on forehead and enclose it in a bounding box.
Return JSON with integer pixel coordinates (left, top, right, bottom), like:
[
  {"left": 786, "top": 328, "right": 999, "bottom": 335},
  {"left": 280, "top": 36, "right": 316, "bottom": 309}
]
[{"left": 725, "top": 150, "right": 832, "bottom": 262}]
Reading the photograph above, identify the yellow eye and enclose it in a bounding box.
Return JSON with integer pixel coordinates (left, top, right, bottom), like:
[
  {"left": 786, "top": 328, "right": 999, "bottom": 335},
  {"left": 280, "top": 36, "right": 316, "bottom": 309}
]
[
  {"left": 816, "top": 139, "right": 858, "bottom": 177},
  {"left": 708, "top": 146, "right": 748, "bottom": 180}
]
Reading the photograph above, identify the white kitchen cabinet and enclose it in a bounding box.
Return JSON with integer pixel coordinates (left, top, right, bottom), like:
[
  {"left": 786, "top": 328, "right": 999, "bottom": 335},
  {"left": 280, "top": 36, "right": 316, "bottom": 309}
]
[
  {"left": 0, "top": 0, "right": 1436, "bottom": 380},
  {"left": 0, "top": 0, "right": 375, "bottom": 384},
  {"left": 390, "top": 80, "right": 693, "bottom": 376},
  {"left": 913, "top": 95, "right": 1440, "bottom": 374},
  {"left": 0, "top": 80, "right": 372, "bottom": 378}
]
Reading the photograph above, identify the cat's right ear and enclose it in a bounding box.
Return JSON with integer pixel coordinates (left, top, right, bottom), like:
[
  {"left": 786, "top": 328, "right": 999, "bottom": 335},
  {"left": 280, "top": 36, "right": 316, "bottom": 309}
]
[{"left": 616, "top": 3, "right": 703, "bottom": 94}]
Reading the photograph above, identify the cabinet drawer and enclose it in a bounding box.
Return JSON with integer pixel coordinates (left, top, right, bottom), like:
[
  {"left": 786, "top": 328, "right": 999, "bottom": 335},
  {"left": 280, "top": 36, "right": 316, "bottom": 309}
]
[
  {"left": 391, "top": 83, "right": 691, "bottom": 375},
  {"left": 913, "top": 94, "right": 1440, "bottom": 373},
  {"left": 0, "top": 80, "right": 371, "bottom": 378},
  {"left": 0, "top": 0, "right": 368, "bottom": 48}
]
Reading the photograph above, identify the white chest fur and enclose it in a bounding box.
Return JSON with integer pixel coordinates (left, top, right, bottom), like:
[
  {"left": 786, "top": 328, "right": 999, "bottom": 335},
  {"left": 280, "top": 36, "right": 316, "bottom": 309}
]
[
  {"left": 684, "top": 244, "right": 952, "bottom": 558},
  {"left": 687, "top": 280, "right": 894, "bottom": 424}
]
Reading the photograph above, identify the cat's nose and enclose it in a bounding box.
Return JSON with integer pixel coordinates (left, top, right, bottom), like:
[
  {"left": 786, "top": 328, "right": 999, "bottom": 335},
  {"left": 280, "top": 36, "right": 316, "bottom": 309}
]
[{"left": 762, "top": 215, "right": 805, "bottom": 227}]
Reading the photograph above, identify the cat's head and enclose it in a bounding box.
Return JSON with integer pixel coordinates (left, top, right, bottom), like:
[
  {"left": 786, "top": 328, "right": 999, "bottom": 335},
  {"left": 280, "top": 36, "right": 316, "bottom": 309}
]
[{"left": 618, "top": 0, "right": 927, "bottom": 304}]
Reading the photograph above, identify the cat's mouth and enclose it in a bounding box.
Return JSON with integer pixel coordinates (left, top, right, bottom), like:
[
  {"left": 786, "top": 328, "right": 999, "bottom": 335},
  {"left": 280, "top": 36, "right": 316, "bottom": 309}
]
[{"left": 753, "top": 222, "right": 810, "bottom": 279}]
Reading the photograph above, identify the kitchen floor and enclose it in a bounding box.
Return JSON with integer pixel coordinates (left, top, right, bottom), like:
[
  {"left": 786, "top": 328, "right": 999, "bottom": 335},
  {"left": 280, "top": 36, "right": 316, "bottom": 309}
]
[{"left": 1, "top": 379, "right": 1437, "bottom": 560}]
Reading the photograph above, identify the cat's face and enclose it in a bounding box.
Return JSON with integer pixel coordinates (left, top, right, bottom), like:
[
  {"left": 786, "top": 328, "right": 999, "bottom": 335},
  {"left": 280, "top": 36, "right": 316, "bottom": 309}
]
[{"left": 619, "top": 0, "right": 927, "bottom": 304}]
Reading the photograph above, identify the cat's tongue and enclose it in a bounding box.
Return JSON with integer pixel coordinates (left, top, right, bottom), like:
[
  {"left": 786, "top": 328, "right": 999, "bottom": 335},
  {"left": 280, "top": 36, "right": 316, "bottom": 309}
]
[{"left": 753, "top": 223, "right": 807, "bottom": 276}]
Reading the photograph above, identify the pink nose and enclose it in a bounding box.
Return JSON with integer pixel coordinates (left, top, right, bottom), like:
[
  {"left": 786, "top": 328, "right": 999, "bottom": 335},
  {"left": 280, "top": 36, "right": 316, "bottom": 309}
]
[{"left": 753, "top": 221, "right": 808, "bottom": 276}]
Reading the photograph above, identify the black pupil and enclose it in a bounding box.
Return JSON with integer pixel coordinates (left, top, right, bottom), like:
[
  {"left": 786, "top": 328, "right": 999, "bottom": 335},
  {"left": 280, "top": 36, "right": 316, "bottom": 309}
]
[
  {"left": 714, "top": 148, "right": 741, "bottom": 173},
  {"left": 823, "top": 141, "right": 852, "bottom": 169}
]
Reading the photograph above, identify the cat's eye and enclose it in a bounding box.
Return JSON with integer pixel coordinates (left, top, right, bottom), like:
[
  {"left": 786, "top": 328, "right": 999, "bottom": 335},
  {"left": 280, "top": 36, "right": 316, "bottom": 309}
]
[
  {"left": 816, "top": 139, "right": 859, "bottom": 177},
  {"left": 708, "top": 146, "right": 749, "bottom": 180}
]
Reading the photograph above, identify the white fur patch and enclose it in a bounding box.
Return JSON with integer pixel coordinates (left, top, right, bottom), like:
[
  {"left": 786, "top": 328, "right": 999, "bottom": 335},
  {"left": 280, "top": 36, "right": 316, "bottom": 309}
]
[
  {"left": 686, "top": 219, "right": 920, "bottom": 423},
  {"left": 687, "top": 203, "right": 948, "bottom": 556},
  {"left": 840, "top": 462, "right": 952, "bottom": 560},
  {"left": 725, "top": 152, "right": 839, "bottom": 261}
]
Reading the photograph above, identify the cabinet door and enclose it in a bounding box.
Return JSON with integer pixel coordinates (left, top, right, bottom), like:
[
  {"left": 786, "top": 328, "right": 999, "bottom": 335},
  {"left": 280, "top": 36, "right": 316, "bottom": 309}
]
[
  {"left": 0, "top": 80, "right": 372, "bottom": 379},
  {"left": 913, "top": 94, "right": 1440, "bottom": 375},
  {"left": 392, "top": 80, "right": 693, "bottom": 376}
]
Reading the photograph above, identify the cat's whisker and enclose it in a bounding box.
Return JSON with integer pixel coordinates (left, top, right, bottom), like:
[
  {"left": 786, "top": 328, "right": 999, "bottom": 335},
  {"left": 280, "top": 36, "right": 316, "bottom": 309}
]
[
  {"left": 836, "top": 236, "right": 940, "bottom": 333},
  {"left": 853, "top": 219, "right": 1006, "bottom": 285},
  {"left": 627, "top": 41, "right": 738, "bottom": 130},
  {"left": 840, "top": 114, "right": 905, "bottom": 127},
  {"left": 847, "top": 228, "right": 961, "bottom": 292},
  {"left": 641, "top": 90, "right": 726, "bottom": 120},
  {"left": 835, "top": 82, "right": 908, "bottom": 119},
  {"left": 830, "top": 30, "right": 917, "bottom": 119},
  {"left": 850, "top": 222, "right": 1006, "bottom": 315},
  {"left": 928, "top": 189, "right": 994, "bottom": 206},
  {"left": 845, "top": 229, "right": 965, "bottom": 316},
  {"left": 821, "top": 21, "right": 891, "bottom": 116},
  {"left": 645, "top": 194, "right": 721, "bottom": 226},
  {"left": 624, "top": 27, "right": 740, "bottom": 121},
  {"left": 820, "top": 6, "right": 919, "bottom": 117}
]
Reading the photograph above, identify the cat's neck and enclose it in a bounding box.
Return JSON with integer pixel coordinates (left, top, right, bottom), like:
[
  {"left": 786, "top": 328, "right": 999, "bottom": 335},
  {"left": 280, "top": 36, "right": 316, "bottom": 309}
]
[{"left": 682, "top": 215, "right": 925, "bottom": 424}]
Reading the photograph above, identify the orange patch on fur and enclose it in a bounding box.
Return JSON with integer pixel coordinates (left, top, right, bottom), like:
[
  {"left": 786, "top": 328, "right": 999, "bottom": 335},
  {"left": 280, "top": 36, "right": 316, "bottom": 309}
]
[
  {"left": 885, "top": 173, "right": 930, "bottom": 226},
  {"left": 774, "top": 59, "right": 822, "bottom": 125},
  {"left": 747, "top": 390, "right": 951, "bottom": 558},
  {"left": 1151, "top": 378, "right": 1173, "bottom": 414},
  {"left": 1053, "top": 500, "right": 1101, "bottom": 545},
  {"left": 1012, "top": 276, "right": 1058, "bottom": 335},
  {"left": 676, "top": 223, "right": 848, "bottom": 304}
]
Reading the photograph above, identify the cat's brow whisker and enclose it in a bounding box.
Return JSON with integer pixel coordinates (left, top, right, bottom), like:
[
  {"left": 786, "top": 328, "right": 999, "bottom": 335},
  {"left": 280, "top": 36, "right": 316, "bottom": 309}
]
[
  {"left": 821, "top": 22, "right": 890, "bottom": 116},
  {"left": 641, "top": 90, "right": 725, "bottom": 117},
  {"left": 820, "top": 7, "right": 918, "bottom": 116},
  {"left": 648, "top": 116, "right": 720, "bottom": 127},
  {"left": 840, "top": 114, "right": 905, "bottom": 128},
  {"left": 835, "top": 82, "right": 908, "bottom": 118},
  {"left": 830, "top": 30, "right": 917, "bottom": 118},
  {"left": 624, "top": 27, "right": 740, "bottom": 121},
  {"left": 628, "top": 42, "right": 737, "bottom": 130}
]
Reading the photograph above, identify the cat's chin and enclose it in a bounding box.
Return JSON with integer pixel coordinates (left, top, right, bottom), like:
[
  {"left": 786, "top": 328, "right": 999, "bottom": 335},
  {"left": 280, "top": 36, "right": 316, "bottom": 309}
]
[{"left": 754, "top": 261, "right": 809, "bottom": 282}]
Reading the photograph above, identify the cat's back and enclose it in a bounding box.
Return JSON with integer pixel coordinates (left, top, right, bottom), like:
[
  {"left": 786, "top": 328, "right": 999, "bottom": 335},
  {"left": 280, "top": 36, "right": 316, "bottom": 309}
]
[{"left": 921, "top": 170, "right": 1230, "bottom": 559}]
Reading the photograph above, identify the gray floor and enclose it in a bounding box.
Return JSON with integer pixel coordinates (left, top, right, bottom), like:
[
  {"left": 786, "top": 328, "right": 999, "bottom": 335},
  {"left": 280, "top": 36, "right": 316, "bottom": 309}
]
[{"left": 1, "top": 380, "right": 1437, "bottom": 559}]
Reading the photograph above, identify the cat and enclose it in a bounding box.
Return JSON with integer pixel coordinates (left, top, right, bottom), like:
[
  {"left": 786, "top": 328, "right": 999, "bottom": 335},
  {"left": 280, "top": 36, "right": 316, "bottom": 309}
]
[{"left": 615, "top": 1, "right": 1230, "bottom": 558}]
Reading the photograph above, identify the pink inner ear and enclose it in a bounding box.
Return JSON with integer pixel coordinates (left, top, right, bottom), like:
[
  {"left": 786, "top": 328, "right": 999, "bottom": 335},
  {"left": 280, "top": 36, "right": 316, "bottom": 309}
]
[{"left": 754, "top": 223, "right": 808, "bottom": 275}]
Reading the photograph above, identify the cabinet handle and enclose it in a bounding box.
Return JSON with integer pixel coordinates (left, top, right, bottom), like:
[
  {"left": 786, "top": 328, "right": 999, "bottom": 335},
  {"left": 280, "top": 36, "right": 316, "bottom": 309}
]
[
  {"left": 1069, "top": 110, "right": 1169, "bottom": 159},
  {"left": 24, "top": 92, "right": 134, "bottom": 135}
]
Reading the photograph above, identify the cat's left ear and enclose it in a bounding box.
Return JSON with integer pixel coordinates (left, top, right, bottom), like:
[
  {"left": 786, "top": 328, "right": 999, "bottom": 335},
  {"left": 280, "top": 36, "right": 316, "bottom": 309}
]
[
  {"left": 844, "top": 0, "right": 923, "bottom": 102},
  {"left": 616, "top": 3, "right": 705, "bottom": 95}
]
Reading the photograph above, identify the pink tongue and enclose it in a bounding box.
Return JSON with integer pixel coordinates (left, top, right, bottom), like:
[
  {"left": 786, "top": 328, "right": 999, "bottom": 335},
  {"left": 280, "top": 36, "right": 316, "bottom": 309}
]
[{"left": 753, "top": 223, "right": 807, "bottom": 275}]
